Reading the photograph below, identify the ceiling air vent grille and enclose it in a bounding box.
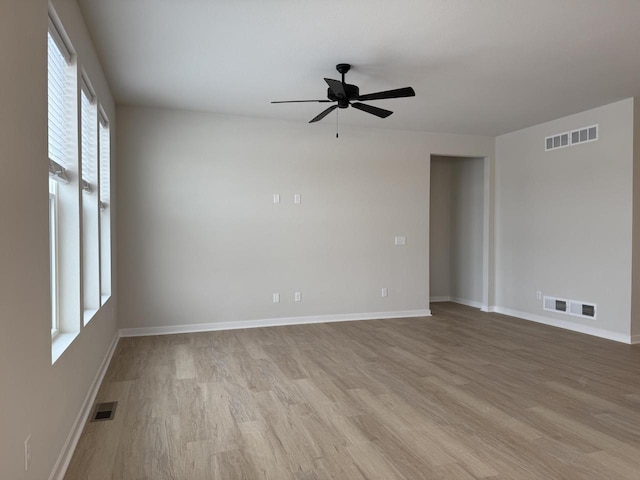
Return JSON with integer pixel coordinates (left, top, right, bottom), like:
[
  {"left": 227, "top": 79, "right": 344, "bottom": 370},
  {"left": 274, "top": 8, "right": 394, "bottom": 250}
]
[
  {"left": 545, "top": 124, "right": 598, "bottom": 151},
  {"left": 543, "top": 296, "right": 596, "bottom": 320}
]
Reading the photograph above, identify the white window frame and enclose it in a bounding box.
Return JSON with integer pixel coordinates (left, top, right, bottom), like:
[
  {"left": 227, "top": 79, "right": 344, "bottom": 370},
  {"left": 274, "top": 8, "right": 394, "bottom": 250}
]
[
  {"left": 49, "top": 9, "right": 81, "bottom": 363},
  {"left": 81, "top": 84, "right": 100, "bottom": 325},
  {"left": 98, "top": 110, "right": 111, "bottom": 305},
  {"left": 49, "top": 179, "right": 59, "bottom": 338}
]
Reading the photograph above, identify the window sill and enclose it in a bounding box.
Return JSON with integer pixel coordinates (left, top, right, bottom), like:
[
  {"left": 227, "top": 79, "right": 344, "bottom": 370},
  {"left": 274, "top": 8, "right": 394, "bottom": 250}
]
[
  {"left": 83, "top": 308, "right": 99, "bottom": 325},
  {"left": 52, "top": 332, "right": 79, "bottom": 364},
  {"left": 100, "top": 294, "right": 111, "bottom": 307}
]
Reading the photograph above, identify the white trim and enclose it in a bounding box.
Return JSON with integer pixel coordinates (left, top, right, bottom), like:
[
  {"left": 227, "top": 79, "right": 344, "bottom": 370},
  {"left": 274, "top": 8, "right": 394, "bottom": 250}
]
[
  {"left": 631, "top": 335, "right": 640, "bottom": 345},
  {"left": 83, "top": 308, "right": 99, "bottom": 325},
  {"left": 98, "top": 106, "right": 109, "bottom": 127},
  {"left": 51, "top": 332, "right": 79, "bottom": 364},
  {"left": 429, "top": 296, "right": 488, "bottom": 311},
  {"left": 49, "top": 333, "right": 120, "bottom": 480},
  {"left": 451, "top": 297, "right": 484, "bottom": 309},
  {"left": 481, "top": 306, "right": 496, "bottom": 313},
  {"left": 48, "top": 14, "right": 73, "bottom": 63},
  {"left": 80, "top": 72, "right": 96, "bottom": 104},
  {"left": 119, "top": 310, "right": 432, "bottom": 337},
  {"left": 491, "top": 306, "right": 631, "bottom": 344},
  {"left": 49, "top": 181, "right": 59, "bottom": 337},
  {"left": 429, "top": 296, "right": 451, "bottom": 302}
]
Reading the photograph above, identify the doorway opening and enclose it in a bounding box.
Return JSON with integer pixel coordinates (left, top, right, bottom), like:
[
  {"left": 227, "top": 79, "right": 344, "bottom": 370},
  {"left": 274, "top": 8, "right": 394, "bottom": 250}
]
[{"left": 429, "top": 155, "right": 486, "bottom": 309}]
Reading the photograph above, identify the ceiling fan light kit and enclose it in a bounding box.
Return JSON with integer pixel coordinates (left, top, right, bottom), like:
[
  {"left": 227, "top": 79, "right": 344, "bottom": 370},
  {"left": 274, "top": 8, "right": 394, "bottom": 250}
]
[{"left": 271, "top": 63, "right": 415, "bottom": 131}]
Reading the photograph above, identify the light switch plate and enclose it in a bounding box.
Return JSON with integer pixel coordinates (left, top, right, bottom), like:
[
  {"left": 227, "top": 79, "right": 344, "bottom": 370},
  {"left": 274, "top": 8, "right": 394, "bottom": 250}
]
[
  {"left": 273, "top": 293, "right": 280, "bottom": 303},
  {"left": 294, "top": 194, "right": 301, "bottom": 204},
  {"left": 273, "top": 194, "right": 280, "bottom": 204}
]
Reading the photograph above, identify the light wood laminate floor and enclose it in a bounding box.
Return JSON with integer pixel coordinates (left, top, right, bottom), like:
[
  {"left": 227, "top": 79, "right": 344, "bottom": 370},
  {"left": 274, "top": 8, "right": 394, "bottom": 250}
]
[{"left": 65, "top": 303, "right": 640, "bottom": 479}]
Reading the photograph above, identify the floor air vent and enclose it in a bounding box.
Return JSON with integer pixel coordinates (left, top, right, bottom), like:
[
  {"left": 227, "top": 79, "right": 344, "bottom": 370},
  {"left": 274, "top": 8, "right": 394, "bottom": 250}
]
[{"left": 91, "top": 402, "right": 118, "bottom": 422}]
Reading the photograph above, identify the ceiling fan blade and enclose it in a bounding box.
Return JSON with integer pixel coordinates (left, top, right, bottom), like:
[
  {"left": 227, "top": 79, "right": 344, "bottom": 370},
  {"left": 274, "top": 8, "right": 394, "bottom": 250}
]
[
  {"left": 271, "top": 99, "right": 333, "bottom": 103},
  {"left": 351, "top": 102, "right": 393, "bottom": 119},
  {"left": 356, "top": 87, "right": 415, "bottom": 102},
  {"left": 324, "top": 78, "right": 347, "bottom": 98},
  {"left": 309, "top": 105, "right": 338, "bottom": 123}
]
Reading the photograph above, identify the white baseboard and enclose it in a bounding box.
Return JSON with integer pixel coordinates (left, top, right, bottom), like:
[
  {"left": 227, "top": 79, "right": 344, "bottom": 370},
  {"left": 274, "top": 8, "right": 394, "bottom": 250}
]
[
  {"left": 429, "top": 296, "right": 451, "bottom": 302},
  {"left": 119, "top": 309, "right": 432, "bottom": 337},
  {"left": 491, "top": 306, "right": 631, "bottom": 344},
  {"left": 430, "top": 296, "right": 488, "bottom": 311},
  {"left": 451, "top": 297, "right": 484, "bottom": 309},
  {"left": 49, "top": 333, "right": 120, "bottom": 480}
]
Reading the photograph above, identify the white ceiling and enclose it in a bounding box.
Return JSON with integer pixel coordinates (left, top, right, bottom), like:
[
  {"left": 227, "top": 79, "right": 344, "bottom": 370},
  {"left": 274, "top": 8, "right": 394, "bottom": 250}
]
[{"left": 78, "top": 0, "right": 640, "bottom": 136}]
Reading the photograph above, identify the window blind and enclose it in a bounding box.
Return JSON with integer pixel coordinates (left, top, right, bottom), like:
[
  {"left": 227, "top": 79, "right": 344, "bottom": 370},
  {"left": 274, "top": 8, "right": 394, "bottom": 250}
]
[
  {"left": 48, "top": 29, "right": 72, "bottom": 179},
  {"left": 81, "top": 90, "right": 97, "bottom": 192}
]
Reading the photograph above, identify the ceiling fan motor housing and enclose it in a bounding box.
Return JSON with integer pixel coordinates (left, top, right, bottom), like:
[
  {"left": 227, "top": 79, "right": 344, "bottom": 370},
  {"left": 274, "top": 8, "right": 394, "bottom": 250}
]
[{"left": 327, "top": 84, "right": 360, "bottom": 108}]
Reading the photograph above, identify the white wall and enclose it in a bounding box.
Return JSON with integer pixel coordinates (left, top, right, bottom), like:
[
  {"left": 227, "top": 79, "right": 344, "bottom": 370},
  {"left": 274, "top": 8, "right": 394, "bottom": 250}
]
[
  {"left": 429, "top": 158, "right": 452, "bottom": 298},
  {"left": 495, "top": 99, "right": 634, "bottom": 340},
  {"left": 0, "top": 1, "right": 117, "bottom": 479},
  {"left": 117, "top": 106, "right": 494, "bottom": 331},
  {"left": 632, "top": 98, "right": 640, "bottom": 343},
  {"left": 429, "top": 156, "right": 484, "bottom": 305},
  {"left": 450, "top": 157, "right": 484, "bottom": 305}
]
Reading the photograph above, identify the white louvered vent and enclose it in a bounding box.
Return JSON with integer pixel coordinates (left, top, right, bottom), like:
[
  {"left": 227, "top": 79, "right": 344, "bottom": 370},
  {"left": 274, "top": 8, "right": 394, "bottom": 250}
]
[
  {"left": 569, "top": 300, "right": 596, "bottom": 319},
  {"left": 543, "top": 296, "right": 568, "bottom": 313},
  {"left": 545, "top": 133, "right": 569, "bottom": 151},
  {"left": 545, "top": 125, "right": 598, "bottom": 151},
  {"left": 543, "top": 296, "right": 596, "bottom": 319}
]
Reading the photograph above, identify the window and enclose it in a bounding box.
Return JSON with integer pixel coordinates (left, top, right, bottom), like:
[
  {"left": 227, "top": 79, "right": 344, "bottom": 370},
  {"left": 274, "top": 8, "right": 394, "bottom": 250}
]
[
  {"left": 81, "top": 81, "right": 100, "bottom": 324},
  {"left": 48, "top": 9, "right": 113, "bottom": 362},
  {"left": 99, "top": 112, "right": 111, "bottom": 304},
  {"left": 49, "top": 179, "right": 59, "bottom": 337},
  {"left": 48, "top": 22, "right": 76, "bottom": 345},
  {"left": 47, "top": 28, "right": 72, "bottom": 168}
]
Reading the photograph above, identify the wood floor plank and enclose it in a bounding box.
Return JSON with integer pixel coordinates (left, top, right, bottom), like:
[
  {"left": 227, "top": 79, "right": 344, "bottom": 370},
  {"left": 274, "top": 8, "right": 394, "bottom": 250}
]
[{"left": 65, "top": 302, "right": 640, "bottom": 479}]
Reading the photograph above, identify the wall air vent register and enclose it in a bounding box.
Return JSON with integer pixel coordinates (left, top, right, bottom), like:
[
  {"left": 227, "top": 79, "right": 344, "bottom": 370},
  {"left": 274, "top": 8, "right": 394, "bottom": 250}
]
[{"left": 543, "top": 296, "right": 596, "bottom": 319}]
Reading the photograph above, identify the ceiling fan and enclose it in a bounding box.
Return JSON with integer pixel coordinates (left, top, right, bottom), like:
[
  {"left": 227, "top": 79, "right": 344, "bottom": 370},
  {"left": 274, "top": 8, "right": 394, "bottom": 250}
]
[{"left": 271, "top": 63, "right": 416, "bottom": 123}]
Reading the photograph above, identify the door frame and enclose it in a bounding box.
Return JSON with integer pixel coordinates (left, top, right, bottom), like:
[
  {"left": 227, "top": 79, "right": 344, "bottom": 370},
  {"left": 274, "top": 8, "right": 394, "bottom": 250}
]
[{"left": 427, "top": 153, "right": 494, "bottom": 311}]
